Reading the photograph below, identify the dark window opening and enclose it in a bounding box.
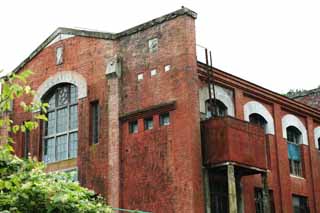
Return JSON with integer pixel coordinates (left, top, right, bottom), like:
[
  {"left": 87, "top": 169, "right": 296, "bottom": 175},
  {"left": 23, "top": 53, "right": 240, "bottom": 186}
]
[
  {"left": 292, "top": 195, "right": 309, "bottom": 213},
  {"left": 23, "top": 123, "right": 30, "bottom": 158},
  {"left": 42, "top": 84, "right": 78, "bottom": 163},
  {"left": 205, "top": 99, "right": 227, "bottom": 118},
  {"left": 249, "top": 113, "right": 267, "bottom": 131},
  {"left": 129, "top": 120, "right": 138, "bottom": 134},
  {"left": 317, "top": 138, "right": 320, "bottom": 151},
  {"left": 144, "top": 117, "right": 153, "bottom": 130},
  {"left": 254, "top": 188, "right": 275, "bottom": 213},
  {"left": 91, "top": 101, "right": 100, "bottom": 144},
  {"left": 160, "top": 112, "right": 170, "bottom": 126},
  {"left": 287, "top": 126, "right": 302, "bottom": 176}
]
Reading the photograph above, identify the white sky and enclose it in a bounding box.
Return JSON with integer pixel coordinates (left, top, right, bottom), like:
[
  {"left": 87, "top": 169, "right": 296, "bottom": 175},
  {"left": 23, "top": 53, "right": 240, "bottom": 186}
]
[{"left": 1, "top": 0, "right": 319, "bottom": 94}]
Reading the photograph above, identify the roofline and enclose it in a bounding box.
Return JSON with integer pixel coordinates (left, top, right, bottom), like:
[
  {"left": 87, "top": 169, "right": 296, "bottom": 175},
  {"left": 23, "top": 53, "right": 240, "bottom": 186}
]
[
  {"left": 12, "top": 7, "right": 197, "bottom": 74},
  {"left": 197, "top": 61, "right": 320, "bottom": 119}
]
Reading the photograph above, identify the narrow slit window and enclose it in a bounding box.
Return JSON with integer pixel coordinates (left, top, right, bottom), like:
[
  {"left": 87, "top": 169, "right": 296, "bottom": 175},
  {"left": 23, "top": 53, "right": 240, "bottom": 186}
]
[
  {"left": 160, "top": 112, "right": 170, "bottom": 126},
  {"left": 91, "top": 101, "right": 100, "bottom": 144},
  {"left": 23, "top": 122, "right": 30, "bottom": 158},
  {"left": 129, "top": 120, "right": 138, "bottom": 134}
]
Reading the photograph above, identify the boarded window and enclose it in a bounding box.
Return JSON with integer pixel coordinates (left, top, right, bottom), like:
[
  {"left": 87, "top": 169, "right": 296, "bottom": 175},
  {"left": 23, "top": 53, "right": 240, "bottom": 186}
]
[{"left": 56, "top": 47, "right": 63, "bottom": 65}]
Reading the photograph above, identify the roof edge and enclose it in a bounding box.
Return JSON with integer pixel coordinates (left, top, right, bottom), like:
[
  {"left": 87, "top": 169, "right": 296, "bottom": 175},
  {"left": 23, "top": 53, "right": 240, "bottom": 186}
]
[{"left": 11, "top": 7, "right": 197, "bottom": 75}]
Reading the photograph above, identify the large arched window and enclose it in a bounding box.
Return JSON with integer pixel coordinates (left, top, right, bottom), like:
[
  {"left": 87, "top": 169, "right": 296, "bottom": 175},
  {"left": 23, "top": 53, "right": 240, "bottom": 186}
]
[
  {"left": 42, "top": 84, "right": 78, "bottom": 163},
  {"left": 249, "top": 113, "right": 267, "bottom": 131},
  {"left": 286, "top": 126, "right": 302, "bottom": 176},
  {"left": 205, "top": 99, "right": 228, "bottom": 118}
]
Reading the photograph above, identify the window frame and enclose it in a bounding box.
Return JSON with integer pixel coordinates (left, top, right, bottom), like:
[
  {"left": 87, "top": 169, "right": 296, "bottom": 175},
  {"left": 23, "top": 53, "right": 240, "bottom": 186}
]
[
  {"left": 286, "top": 126, "right": 303, "bottom": 177},
  {"left": 42, "top": 84, "right": 78, "bottom": 164}
]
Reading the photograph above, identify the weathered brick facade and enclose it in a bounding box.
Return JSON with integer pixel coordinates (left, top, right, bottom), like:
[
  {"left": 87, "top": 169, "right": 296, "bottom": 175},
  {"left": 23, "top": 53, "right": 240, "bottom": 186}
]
[
  {"left": 293, "top": 88, "right": 320, "bottom": 109},
  {"left": 8, "top": 7, "right": 320, "bottom": 213}
]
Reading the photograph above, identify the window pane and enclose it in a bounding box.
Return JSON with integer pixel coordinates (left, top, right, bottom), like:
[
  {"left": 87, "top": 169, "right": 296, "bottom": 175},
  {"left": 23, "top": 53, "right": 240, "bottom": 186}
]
[
  {"left": 70, "top": 105, "right": 78, "bottom": 130},
  {"left": 70, "top": 85, "right": 78, "bottom": 104},
  {"left": 44, "top": 138, "right": 55, "bottom": 163},
  {"left": 47, "top": 93, "right": 56, "bottom": 110},
  {"left": 46, "top": 111, "right": 56, "bottom": 136},
  {"left": 288, "top": 143, "right": 301, "bottom": 160},
  {"left": 69, "top": 132, "right": 78, "bottom": 158},
  {"left": 57, "top": 86, "right": 69, "bottom": 106},
  {"left": 56, "top": 135, "right": 68, "bottom": 161},
  {"left": 57, "top": 107, "right": 68, "bottom": 133}
]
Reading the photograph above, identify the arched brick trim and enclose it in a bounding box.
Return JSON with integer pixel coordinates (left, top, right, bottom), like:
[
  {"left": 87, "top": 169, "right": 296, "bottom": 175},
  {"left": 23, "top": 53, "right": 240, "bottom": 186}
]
[
  {"left": 282, "top": 114, "right": 308, "bottom": 145},
  {"left": 243, "top": 101, "right": 275, "bottom": 135},
  {"left": 33, "top": 71, "right": 87, "bottom": 103},
  {"left": 199, "top": 85, "right": 235, "bottom": 116},
  {"left": 314, "top": 127, "right": 320, "bottom": 149}
]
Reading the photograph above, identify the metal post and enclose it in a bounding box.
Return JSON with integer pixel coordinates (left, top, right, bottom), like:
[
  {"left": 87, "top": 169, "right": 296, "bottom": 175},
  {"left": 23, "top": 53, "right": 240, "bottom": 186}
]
[
  {"left": 227, "top": 164, "right": 238, "bottom": 213},
  {"left": 205, "top": 49, "right": 215, "bottom": 117},
  {"left": 209, "top": 51, "right": 218, "bottom": 117}
]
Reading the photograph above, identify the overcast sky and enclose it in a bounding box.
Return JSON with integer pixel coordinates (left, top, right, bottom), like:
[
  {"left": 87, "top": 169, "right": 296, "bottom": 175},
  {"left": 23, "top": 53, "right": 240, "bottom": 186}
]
[{"left": 1, "top": 0, "right": 319, "bottom": 94}]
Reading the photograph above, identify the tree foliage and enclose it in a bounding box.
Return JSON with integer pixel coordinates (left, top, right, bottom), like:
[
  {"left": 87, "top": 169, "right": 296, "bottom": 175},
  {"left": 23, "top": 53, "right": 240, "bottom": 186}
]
[{"left": 0, "top": 70, "right": 113, "bottom": 213}]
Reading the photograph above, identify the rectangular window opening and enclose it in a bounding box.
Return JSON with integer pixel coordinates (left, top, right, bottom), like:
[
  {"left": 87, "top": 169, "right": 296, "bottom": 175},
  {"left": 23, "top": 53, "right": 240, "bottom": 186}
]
[
  {"left": 144, "top": 117, "right": 153, "bottom": 130},
  {"left": 160, "top": 112, "right": 170, "bottom": 126},
  {"left": 91, "top": 101, "right": 100, "bottom": 144},
  {"left": 254, "top": 188, "right": 275, "bottom": 213},
  {"left": 292, "top": 195, "right": 309, "bottom": 213},
  {"left": 129, "top": 120, "right": 138, "bottom": 134}
]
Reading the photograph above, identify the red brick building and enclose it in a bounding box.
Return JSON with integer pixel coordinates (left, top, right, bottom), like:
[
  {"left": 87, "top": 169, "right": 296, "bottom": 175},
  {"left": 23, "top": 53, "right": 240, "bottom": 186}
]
[
  {"left": 291, "top": 88, "right": 320, "bottom": 109},
  {"left": 9, "top": 7, "right": 320, "bottom": 213}
]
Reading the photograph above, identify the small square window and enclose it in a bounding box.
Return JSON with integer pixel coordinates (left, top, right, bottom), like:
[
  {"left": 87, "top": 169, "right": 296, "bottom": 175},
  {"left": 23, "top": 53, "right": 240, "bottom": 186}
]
[
  {"left": 144, "top": 117, "right": 153, "bottom": 130},
  {"left": 137, "top": 73, "right": 144, "bottom": 81},
  {"left": 148, "top": 38, "right": 158, "bottom": 53},
  {"left": 160, "top": 112, "right": 170, "bottom": 126},
  {"left": 150, "top": 69, "right": 157, "bottom": 76},
  {"left": 129, "top": 120, "right": 138, "bottom": 134},
  {"left": 165, "top": 65, "right": 171, "bottom": 72},
  {"left": 56, "top": 47, "right": 63, "bottom": 65}
]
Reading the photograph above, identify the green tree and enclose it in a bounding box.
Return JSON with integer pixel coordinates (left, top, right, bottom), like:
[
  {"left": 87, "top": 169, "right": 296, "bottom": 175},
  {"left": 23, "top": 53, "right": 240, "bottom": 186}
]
[{"left": 0, "top": 70, "right": 113, "bottom": 213}]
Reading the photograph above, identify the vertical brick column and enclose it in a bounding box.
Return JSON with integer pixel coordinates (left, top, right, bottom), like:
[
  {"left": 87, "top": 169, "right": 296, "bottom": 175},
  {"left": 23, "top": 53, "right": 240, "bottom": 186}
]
[
  {"left": 227, "top": 164, "right": 238, "bottom": 213},
  {"left": 272, "top": 103, "right": 290, "bottom": 212},
  {"left": 106, "top": 73, "right": 120, "bottom": 208},
  {"left": 306, "top": 117, "right": 317, "bottom": 213}
]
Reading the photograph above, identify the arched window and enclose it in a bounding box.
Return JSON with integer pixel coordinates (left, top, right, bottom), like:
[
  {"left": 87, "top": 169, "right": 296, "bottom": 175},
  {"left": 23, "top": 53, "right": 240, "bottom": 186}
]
[
  {"left": 249, "top": 113, "right": 267, "bottom": 131},
  {"left": 205, "top": 99, "right": 228, "bottom": 118},
  {"left": 286, "top": 126, "right": 302, "bottom": 176},
  {"left": 42, "top": 84, "right": 78, "bottom": 163}
]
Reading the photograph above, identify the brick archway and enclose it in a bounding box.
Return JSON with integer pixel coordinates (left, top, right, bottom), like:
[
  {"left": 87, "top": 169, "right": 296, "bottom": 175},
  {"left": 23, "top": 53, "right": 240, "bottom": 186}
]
[{"left": 33, "top": 71, "right": 87, "bottom": 104}]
